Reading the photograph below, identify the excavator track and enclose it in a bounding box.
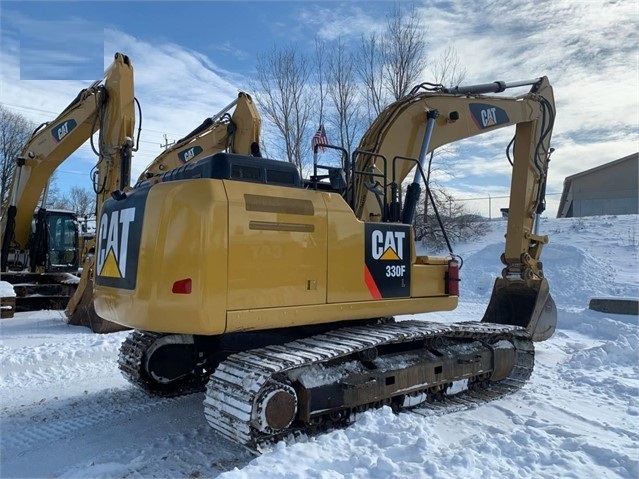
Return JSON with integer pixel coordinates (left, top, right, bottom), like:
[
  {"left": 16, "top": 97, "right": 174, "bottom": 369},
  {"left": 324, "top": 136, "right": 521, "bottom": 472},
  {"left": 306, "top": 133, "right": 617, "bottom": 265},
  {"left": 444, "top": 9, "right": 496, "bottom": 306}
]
[
  {"left": 118, "top": 330, "right": 206, "bottom": 397},
  {"left": 203, "top": 320, "right": 533, "bottom": 450}
]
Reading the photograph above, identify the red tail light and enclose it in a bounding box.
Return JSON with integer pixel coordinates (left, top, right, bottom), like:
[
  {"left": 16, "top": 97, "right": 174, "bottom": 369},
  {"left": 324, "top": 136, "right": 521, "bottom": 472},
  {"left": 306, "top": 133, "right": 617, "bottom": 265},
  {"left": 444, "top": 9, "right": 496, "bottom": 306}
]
[
  {"left": 445, "top": 259, "right": 460, "bottom": 296},
  {"left": 172, "top": 278, "right": 192, "bottom": 294}
]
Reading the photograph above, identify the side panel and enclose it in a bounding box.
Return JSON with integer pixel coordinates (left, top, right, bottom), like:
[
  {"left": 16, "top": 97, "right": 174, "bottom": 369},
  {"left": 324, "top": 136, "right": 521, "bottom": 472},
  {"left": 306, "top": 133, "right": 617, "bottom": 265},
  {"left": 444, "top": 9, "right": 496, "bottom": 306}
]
[
  {"left": 323, "top": 193, "right": 368, "bottom": 303},
  {"left": 95, "top": 193, "right": 147, "bottom": 290},
  {"left": 411, "top": 261, "right": 449, "bottom": 297},
  {"left": 96, "top": 178, "right": 457, "bottom": 336},
  {"left": 224, "top": 181, "right": 328, "bottom": 311},
  {"left": 364, "top": 223, "right": 411, "bottom": 298},
  {"left": 324, "top": 194, "right": 444, "bottom": 303}
]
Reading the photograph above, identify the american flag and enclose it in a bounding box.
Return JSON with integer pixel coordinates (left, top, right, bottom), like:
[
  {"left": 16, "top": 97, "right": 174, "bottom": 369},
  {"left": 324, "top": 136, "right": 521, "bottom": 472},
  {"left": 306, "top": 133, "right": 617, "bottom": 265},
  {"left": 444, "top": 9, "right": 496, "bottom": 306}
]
[{"left": 311, "top": 124, "right": 328, "bottom": 153}]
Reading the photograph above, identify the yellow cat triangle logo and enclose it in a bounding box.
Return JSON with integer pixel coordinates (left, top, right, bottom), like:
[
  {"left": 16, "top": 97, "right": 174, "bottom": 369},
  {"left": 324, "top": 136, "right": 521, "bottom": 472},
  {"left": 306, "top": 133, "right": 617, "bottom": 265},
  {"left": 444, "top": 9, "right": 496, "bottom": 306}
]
[
  {"left": 380, "top": 248, "right": 400, "bottom": 260},
  {"left": 100, "top": 249, "right": 123, "bottom": 278}
]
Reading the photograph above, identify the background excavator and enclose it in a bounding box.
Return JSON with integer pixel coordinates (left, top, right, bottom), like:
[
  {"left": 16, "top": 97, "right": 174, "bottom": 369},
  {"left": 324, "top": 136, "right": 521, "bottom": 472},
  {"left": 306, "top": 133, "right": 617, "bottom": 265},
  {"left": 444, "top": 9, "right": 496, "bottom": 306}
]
[
  {"left": 0, "top": 51, "right": 262, "bottom": 331},
  {"left": 136, "top": 92, "right": 261, "bottom": 185},
  {"left": 0, "top": 52, "right": 136, "bottom": 332},
  {"left": 94, "top": 75, "right": 557, "bottom": 450}
]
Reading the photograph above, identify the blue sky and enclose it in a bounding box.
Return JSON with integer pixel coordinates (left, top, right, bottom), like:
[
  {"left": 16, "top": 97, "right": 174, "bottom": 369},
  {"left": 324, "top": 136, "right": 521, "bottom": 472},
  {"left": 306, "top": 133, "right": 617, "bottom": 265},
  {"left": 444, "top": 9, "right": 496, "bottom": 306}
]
[{"left": 1, "top": 0, "right": 637, "bottom": 217}]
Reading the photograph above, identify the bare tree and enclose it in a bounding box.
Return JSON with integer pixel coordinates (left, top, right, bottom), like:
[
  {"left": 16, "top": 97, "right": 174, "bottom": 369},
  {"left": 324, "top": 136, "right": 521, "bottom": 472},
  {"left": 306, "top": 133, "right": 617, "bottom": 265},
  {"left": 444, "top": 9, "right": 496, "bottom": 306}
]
[
  {"left": 0, "top": 105, "right": 37, "bottom": 209},
  {"left": 43, "top": 173, "right": 65, "bottom": 209},
  {"left": 414, "top": 188, "right": 489, "bottom": 252},
  {"left": 354, "top": 3, "right": 428, "bottom": 125},
  {"left": 313, "top": 38, "right": 328, "bottom": 128},
  {"left": 382, "top": 3, "right": 428, "bottom": 100},
  {"left": 66, "top": 186, "right": 95, "bottom": 216},
  {"left": 430, "top": 45, "right": 467, "bottom": 88},
  {"left": 326, "top": 37, "right": 361, "bottom": 154},
  {"left": 249, "top": 45, "right": 314, "bottom": 171},
  {"left": 356, "top": 33, "right": 385, "bottom": 121}
]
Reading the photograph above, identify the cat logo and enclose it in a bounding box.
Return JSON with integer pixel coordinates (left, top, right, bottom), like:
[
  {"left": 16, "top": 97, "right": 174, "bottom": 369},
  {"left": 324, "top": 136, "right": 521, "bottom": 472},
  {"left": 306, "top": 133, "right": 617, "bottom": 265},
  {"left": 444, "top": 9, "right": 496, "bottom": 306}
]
[
  {"left": 97, "top": 207, "right": 136, "bottom": 279},
  {"left": 365, "top": 224, "right": 411, "bottom": 298},
  {"left": 183, "top": 147, "right": 196, "bottom": 162},
  {"left": 371, "top": 230, "right": 405, "bottom": 261},
  {"left": 178, "top": 145, "right": 203, "bottom": 163},
  {"left": 51, "top": 119, "right": 78, "bottom": 143},
  {"left": 480, "top": 107, "right": 498, "bottom": 127},
  {"left": 469, "top": 103, "right": 510, "bottom": 130}
]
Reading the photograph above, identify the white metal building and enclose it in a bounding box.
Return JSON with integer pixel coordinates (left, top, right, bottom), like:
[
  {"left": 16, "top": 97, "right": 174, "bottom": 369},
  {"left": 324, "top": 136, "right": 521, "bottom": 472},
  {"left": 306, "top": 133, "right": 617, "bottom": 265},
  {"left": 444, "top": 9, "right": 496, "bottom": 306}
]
[{"left": 556, "top": 152, "right": 638, "bottom": 218}]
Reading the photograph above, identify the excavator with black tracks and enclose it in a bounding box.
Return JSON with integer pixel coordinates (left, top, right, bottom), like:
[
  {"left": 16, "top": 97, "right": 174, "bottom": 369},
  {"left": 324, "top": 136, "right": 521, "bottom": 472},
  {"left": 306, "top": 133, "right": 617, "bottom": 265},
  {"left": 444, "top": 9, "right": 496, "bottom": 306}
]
[{"left": 94, "top": 76, "right": 557, "bottom": 450}]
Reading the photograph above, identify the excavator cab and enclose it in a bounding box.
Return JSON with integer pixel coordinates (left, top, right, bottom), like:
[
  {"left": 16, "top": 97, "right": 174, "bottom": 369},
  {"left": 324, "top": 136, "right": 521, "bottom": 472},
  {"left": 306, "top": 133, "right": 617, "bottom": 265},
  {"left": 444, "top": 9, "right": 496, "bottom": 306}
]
[
  {"left": 40, "top": 210, "right": 80, "bottom": 273},
  {"left": 4, "top": 208, "right": 79, "bottom": 274}
]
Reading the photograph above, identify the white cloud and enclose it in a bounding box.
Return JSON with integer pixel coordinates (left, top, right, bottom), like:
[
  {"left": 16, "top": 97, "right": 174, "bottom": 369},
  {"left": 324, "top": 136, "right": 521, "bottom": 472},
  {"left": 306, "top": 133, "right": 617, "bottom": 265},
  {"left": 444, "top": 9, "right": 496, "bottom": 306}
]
[
  {"left": 414, "top": 0, "right": 638, "bottom": 190},
  {"left": 293, "top": 0, "right": 637, "bottom": 210}
]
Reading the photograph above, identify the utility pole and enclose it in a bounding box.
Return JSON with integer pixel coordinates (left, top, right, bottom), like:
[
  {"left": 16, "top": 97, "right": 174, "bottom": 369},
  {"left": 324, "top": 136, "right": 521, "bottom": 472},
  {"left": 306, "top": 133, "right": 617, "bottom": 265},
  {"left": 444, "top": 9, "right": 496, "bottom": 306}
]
[
  {"left": 160, "top": 134, "right": 175, "bottom": 150},
  {"left": 488, "top": 193, "right": 492, "bottom": 220}
]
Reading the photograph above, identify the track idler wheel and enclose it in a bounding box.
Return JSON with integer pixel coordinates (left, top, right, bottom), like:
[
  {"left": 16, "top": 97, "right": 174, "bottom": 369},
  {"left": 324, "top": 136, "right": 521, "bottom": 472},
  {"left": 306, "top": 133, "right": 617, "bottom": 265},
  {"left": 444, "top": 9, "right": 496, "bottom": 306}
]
[{"left": 252, "top": 381, "right": 298, "bottom": 433}]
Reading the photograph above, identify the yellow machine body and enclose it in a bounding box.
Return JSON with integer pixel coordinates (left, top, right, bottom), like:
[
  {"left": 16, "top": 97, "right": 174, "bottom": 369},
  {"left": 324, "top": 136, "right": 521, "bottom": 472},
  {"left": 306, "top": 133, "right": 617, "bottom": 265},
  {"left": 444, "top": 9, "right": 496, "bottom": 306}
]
[{"left": 95, "top": 178, "right": 456, "bottom": 335}]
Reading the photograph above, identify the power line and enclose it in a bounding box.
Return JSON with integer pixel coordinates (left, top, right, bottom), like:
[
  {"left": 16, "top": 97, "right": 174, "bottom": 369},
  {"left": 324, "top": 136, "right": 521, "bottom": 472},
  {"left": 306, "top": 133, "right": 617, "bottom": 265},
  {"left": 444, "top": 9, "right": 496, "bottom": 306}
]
[
  {"left": 455, "top": 192, "right": 563, "bottom": 201},
  {"left": 0, "top": 101, "right": 184, "bottom": 138}
]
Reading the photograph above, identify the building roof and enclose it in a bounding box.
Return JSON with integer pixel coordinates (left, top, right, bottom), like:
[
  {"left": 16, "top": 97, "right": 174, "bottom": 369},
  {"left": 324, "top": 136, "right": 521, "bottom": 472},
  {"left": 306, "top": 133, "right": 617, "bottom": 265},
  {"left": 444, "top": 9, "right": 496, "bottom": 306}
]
[
  {"left": 564, "top": 152, "right": 638, "bottom": 182},
  {"left": 556, "top": 152, "right": 638, "bottom": 218}
]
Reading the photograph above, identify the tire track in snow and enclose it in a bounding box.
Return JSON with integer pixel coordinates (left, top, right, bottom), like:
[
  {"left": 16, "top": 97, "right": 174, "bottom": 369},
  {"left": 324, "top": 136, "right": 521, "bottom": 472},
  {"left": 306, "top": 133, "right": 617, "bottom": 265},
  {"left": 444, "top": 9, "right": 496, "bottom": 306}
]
[{"left": 1, "top": 387, "right": 203, "bottom": 453}]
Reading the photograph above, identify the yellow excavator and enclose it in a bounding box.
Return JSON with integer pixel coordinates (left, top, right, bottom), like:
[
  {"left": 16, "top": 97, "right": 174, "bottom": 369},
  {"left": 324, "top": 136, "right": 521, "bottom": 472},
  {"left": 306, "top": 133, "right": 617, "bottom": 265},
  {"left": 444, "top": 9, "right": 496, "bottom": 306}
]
[
  {"left": 0, "top": 52, "right": 136, "bottom": 331},
  {"left": 136, "top": 92, "right": 261, "bottom": 184},
  {"left": 94, "top": 76, "right": 557, "bottom": 449}
]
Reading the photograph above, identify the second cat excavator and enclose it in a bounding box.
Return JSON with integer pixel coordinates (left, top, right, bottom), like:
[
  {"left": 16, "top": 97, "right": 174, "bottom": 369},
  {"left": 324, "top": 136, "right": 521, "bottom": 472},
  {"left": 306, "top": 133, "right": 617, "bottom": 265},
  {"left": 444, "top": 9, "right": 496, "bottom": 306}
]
[
  {"left": 1, "top": 52, "right": 136, "bottom": 329},
  {"left": 94, "top": 76, "right": 557, "bottom": 450},
  {"left": 135, "top": 92, "right": 261, "bottom": 184}
]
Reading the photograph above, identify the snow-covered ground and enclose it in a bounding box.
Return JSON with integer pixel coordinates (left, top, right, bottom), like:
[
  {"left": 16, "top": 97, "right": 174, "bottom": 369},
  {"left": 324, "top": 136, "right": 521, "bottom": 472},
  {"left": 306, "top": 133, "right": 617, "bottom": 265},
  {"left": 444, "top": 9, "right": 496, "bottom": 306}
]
[{"left": 1, "top": 215, "right": 638, "bottom": 479}]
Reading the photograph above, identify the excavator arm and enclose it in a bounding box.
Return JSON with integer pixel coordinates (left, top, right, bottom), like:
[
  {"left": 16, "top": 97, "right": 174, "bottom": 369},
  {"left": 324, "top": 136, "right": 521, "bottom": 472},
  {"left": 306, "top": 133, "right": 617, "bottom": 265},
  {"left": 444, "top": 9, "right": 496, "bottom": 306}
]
[
  {"left": 62, "top": 53, "right": 136, "bottom": 331},
  {"left": 137, "top": 92, "right": 261, "bottom": 183},
  {"left": 350, "top": 77, "right": 556, "bottom": 340},
  {"left": 0, "top": 52, "right": 135, "bottom": 329}
]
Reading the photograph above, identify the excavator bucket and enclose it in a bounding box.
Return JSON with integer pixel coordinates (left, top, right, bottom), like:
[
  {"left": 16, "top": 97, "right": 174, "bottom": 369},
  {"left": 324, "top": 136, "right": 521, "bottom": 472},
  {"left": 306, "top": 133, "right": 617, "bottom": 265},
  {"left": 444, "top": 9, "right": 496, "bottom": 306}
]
[
  {"left": 65, "top": 256, "right": 128, "bottom": 334},
  {"left": 66, "top": 276, "right": 128, "bottom": 333},
  {"left": 481, "top": 277, "right": 557, "bottom": 342}
]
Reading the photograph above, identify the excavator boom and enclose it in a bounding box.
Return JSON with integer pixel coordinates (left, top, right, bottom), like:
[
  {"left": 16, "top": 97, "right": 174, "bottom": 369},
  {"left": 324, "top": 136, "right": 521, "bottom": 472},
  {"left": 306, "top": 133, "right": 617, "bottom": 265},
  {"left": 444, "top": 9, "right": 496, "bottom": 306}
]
[{"left": 351, "top": 77, "right": 556, "bottom": 340}]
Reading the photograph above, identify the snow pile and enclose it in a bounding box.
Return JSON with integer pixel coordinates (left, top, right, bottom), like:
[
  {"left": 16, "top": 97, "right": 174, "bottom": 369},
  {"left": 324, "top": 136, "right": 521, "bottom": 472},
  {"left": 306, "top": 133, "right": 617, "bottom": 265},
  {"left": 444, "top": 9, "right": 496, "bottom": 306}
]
[
  {"left": 457, "top": 217, "right": 637, "bottom": 308},
  {"left": 1, "top": 215, "right": 638, "bottom": 478},
  {"left": 0, "top": 280, "right": 16, "bottom": 297}
]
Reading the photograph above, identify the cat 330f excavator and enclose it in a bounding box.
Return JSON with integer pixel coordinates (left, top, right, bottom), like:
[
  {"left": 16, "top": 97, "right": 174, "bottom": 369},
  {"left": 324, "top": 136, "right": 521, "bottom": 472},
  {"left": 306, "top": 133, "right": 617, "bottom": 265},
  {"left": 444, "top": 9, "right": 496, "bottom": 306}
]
[{"left": 94, "top": 76, "right": 557, "bottom": 450}]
